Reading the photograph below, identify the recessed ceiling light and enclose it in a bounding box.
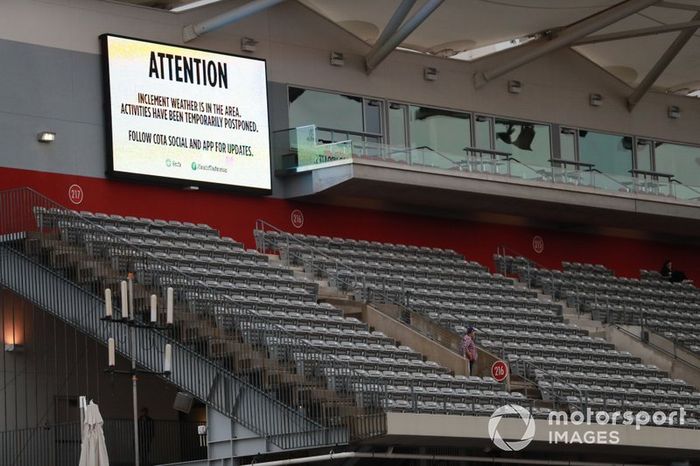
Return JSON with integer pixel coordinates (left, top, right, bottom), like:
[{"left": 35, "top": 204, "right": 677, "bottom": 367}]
[{"left": 37, "top": 131, "right": 56, "bottom": 143}]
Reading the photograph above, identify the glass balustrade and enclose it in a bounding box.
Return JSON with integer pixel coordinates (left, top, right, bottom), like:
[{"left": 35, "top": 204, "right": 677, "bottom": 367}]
[{"left": 272, "top": 125, "right": 698, "bottom": 204}]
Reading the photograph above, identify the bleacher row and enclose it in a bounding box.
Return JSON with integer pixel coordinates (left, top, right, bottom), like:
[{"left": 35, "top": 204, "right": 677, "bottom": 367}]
[
  {"left": 259, "top": 231, "right": 460, "bottom": 259},
  {"left": 32, "top": 207, "right": 517, "bottom": 417},
  {"left": 499, "top": 255, "right": 700, "bottom": 357},
  {"left": 261, "top": 230, "right": 700, "bottom": 426}
]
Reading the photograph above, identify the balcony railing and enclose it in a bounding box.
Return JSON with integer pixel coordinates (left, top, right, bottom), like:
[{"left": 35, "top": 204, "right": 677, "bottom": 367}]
[{"left": 272, "top": 125, "right": 700, "bottom": 203}]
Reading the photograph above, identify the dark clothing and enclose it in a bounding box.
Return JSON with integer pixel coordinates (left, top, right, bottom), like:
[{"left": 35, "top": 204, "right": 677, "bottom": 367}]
[
  {"left": 139, "top": 414, "right": 155, "bottom": 465},
  {"left": 661, "top": 265, "right": 687, "bottom": 283},
  {"left": 670, "top": 271, "right": 687, "bottom": 283}
]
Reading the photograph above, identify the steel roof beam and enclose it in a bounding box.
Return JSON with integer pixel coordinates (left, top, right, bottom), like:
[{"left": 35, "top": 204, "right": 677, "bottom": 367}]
[
  {"left": 366, "top": 0, "right": 417, "bottom": 58},
  {"left": 365, "top": 0, "right": 444, "bottom": 73},
  {"left": 627, "top": 11, "right": 700, "bottom": 110},
  {"left": 575, "top": 19, "right": 700, "bottom": 45},
  {"left": 183, "top": 0, "right": 287, "bottom": 42},
  {"left": 474, "top": 0, "right": 659, "bottom": 88}
]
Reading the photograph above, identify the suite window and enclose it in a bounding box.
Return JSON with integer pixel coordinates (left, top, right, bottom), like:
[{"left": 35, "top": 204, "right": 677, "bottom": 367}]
[
  {"left": 474, "top": 115, "right": 493, "bottom": 150},
  {"left": 289, "top": 87, "right": 363, "bottom": 135},
  {"left": 635, "top": 139, "right": 653, "bottom": 172},
  {"left": 559, "top": 128, "right": 577, "bottom": 161},
  {"left": 408, "top": 105, "right": 471, "bottom": 163},
  {"left": 654, "top": 142, "right": 700, "bottom": 187},
  {"left": 577, "top": 130, "right": 633, "bottom": 177},
  {"left": 495, "top": 118, "right": 551, "bottom": 167},
  {"left": 388, "top": 103, "right": 408, "bottom": 147}
]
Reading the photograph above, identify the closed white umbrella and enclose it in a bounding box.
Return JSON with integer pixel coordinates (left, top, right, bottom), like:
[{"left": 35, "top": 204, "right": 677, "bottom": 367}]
[{"left": 78, "top": 401, "right": 110, "bottom": 466}]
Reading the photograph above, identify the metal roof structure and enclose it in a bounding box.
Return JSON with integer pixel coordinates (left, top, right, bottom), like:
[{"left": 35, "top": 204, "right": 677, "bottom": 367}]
[{"left": 112, "top": 0, "right": 700, "bottom": 106}]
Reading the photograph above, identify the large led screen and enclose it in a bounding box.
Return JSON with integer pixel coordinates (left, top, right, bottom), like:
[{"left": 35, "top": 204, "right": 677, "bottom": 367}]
[{"left": 101, "top": 35, "right": 271, "bottom": 191}]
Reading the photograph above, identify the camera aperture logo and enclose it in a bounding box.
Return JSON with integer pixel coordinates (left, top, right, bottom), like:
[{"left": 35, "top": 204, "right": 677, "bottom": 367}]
[
  {"left": 488, "top": 404, "right": 536, "bottom": 452},
  {"left": 488, "top": 404, "right": 686, "bottom": 451}
]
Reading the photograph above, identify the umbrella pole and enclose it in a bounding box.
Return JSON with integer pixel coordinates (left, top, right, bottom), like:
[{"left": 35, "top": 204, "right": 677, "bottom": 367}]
[{"left": 79, "top": 396, "right": 87, "bottom": 442}]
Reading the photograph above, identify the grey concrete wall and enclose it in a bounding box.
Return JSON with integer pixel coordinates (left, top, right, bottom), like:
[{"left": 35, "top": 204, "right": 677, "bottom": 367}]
[{"left": 0, "top": 39, "right": 105, "bottom": 177}]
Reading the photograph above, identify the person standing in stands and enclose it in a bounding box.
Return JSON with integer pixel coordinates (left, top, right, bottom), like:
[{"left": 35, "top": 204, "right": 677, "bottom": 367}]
[
  {"left": 460, "top": 326, "right": 478, "bottom": 375},
  {"left": 660, "top": 259, "right": 687, "bottom": 283}
]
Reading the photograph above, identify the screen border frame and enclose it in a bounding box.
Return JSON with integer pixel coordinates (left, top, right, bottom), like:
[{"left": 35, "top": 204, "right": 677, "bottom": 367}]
[{"left": 100, "top": 33, "right": 273, "bottom": 195}]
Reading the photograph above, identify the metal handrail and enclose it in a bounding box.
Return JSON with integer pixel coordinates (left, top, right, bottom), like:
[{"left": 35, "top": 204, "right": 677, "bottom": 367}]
[
  {"left": 271, "top": 126, "right": 382, "bottom": 138},
  {"left": 506, "top": 156, "right": 546, "bottom": 179},
  {"left": 413, "top": 145, "right": 463, "bottom": 167},
  {"left": 510, "top": 358, "right": 588, "bottom": 412},
  {"left": 614, "top": 324, "right": 700, "bottom": 372},
  {"left": 670, "top": 178, "right": 700, "bottom": 199},
  {"left": 494, "top": 244, "right": 560, "bottom": 298}
]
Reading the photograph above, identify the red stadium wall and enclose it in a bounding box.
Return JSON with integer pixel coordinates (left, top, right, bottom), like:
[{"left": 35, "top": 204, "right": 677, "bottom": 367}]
[{"left": 1, "top": 166, "right": 698, "bottom": 282}]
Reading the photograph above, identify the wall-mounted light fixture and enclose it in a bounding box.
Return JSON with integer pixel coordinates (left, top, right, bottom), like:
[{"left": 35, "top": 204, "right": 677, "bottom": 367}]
[
  {"left": 589, "top": 93, "right": 603, "bottom": 107},
  {"left": 668, "top": 105, "right": 681, "bottom": 119},
  {"left": 507, "top": 80, "right": 522, "bottom": 94},
  {"left": 37, "top": 131, "right": 56, "bottom": 143},
  {"left": 423, "top": 67, "right": 438, "bottom": 82},
  {"left": 4, "top": 343, "right": 23, "bottom": 352},
  {"left": 240, "top": 37, "right": 257, "bottom": 53},
  {"left": 330, "top": 51, "right": 344, "bottom": 67}
]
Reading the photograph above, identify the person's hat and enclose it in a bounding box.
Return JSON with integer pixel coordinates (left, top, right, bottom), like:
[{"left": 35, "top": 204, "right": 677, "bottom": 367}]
[{"left": 467, "top": 326, "right": 476, "bottom": 334}]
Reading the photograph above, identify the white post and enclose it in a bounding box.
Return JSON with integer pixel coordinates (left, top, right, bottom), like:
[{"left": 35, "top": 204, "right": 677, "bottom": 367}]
[
  {"left": 164, "top": 344, "right": 172, "bottom": 374},
  {"left": 79, "top": 396, "right": 88, "bottom": 441},
  {"left": 120, "top": 281, "right": 128, "bottom": 320},
  {"left": 108, "top": 338, "right": 116, "bottom": 367},
  {"left": 150, "top": 294, "right": 157, "bottom": 323},
  {"left": 105, "top": 288, "right": 113, "bottom": 319},
  {"left": 166, "top": 287, "right": 174, "bottom": 325}
]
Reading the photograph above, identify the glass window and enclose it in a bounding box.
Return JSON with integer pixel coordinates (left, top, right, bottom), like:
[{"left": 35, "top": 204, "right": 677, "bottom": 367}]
[
  {"left": 559, "top": 128, "right": 577, "bottom": 161},
  {"left": 408, "top": 106, "right": 471, "bottom": 167},
  {"left": 635, "top": 139, "right": 653, "bottom": 171},
  {"left": 494, "top": 118, "right": 551, "bottom": 167},
  {"left": 388, "top": 103, "right": 407, "bottom": 147},
  {"left": 364, "top": 99, "right": 382, "bottom": 134},
  {"left": 474, "top": 115, "right": 492, "bottom": 150},
  {"left": 289, "top": 87, "right": 363, "bottom": 133},
  {"left": 577, "top": 130, "right": 633, "bottom": 176},
  {"left": 654, "top": 142, "right": 700, "bottom": 187}
]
